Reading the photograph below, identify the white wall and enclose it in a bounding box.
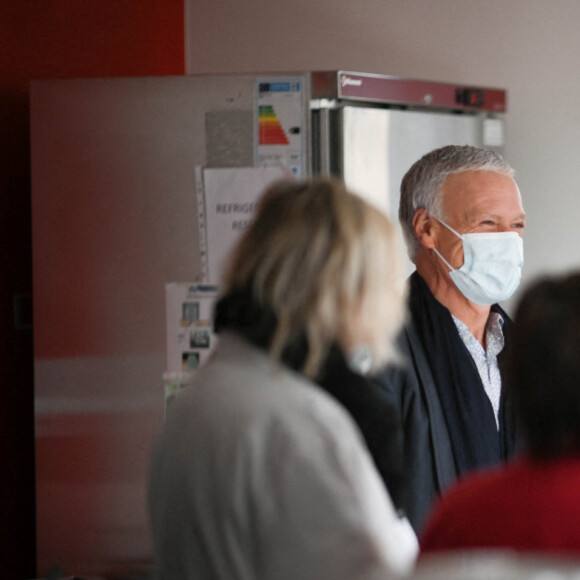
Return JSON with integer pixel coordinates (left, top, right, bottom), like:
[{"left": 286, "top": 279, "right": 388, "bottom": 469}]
[{"left": 187, "top": 0, "right": 580, "bottom": 308}]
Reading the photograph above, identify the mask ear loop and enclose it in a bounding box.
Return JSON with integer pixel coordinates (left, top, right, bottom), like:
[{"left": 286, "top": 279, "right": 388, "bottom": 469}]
[
  {"left": 429, "top": 214, "right": 462, "bottom": 272},
  {"left": 430, "top": 214, "right": 463, "bottom": 240},
  {"left": 432, "top": 247, "right": 455, "bottom": 272}
]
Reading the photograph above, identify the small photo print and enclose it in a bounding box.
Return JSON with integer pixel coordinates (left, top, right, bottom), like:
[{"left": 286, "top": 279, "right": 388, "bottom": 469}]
[
  {"left": 181, "top": 301, "right": 200, "bottom": 326},
  {"left": 190, "top": 328, "right": 211, "bottom": 349},
  {"left": 182, "top": 352, "right": 200, "bottom": 371}
]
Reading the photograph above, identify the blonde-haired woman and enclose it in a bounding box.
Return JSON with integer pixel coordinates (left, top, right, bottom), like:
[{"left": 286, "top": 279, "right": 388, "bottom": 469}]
[{"left": 149, "top": 178, "right": 418, "bottom": 580}]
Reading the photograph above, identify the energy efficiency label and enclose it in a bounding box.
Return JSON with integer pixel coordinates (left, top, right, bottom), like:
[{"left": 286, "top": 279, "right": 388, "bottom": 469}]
[{"left": 255, "top": 77, "right": 306, "bottom": 177}]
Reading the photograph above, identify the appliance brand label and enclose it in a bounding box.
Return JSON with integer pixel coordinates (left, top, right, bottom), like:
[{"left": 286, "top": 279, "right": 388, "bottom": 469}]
[{"left": 341, "top": 75, "right": 363, "bottom": 87}]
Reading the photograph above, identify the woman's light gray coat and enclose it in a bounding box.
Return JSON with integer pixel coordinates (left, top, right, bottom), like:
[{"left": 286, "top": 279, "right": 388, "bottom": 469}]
[{"left": 149, "top": 333, "right": 418, "bottom": 580}]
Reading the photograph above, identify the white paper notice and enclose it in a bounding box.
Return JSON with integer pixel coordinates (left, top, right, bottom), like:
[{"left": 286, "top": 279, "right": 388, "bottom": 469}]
[
  {"left": 200, "top": 165, "right": 290, "bottom": 284},
  {"left": 165, "top": 282, "right": 219, "bottom": 375}
]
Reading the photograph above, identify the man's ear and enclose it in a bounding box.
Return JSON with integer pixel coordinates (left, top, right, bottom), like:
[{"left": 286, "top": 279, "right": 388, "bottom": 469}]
[{"left": 413, "top": 209, "right": 437, "bottom": 249}]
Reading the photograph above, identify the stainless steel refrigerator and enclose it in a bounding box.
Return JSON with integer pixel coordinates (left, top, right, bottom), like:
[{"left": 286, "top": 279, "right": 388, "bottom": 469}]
[{"left": 30, "top": 71, "right": 507, "bottom": 578}]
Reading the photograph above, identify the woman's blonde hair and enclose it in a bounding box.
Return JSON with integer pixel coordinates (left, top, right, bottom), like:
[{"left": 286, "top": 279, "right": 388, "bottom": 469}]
[{"left": 218, "top": 177, "right": 406, "bottom": 379}]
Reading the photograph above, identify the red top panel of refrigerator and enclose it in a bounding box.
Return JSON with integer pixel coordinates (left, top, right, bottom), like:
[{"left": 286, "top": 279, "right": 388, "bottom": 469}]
[{"left": 310, "top": 71, "right": 507, "bottom": 113}]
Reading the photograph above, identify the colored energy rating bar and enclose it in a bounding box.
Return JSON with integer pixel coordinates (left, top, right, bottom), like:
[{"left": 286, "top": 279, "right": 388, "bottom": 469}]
[{"left": 258, "top": 105, "right": 289, "bottom": 145}]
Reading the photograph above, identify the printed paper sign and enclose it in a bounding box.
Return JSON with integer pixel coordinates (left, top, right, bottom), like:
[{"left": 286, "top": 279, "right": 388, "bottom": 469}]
[
  {"left": 198, "top": 165, "right": 290, "bottom": 284},
  {"left": 165, "top": 282, "right": 219, "bottom": 375}
]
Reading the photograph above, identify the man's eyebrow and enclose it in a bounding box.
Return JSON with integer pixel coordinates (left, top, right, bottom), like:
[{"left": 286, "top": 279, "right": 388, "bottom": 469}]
[{"left": 472, "top": 211, "right": 527, "bottom": 221}]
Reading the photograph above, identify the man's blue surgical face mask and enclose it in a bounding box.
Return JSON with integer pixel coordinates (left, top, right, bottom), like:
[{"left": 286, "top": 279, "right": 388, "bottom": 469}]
[{"left": 432, "top": 216, "right": 524, "bottom": 306}]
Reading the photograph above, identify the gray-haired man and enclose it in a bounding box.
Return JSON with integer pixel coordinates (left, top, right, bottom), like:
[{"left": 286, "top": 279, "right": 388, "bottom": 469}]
[{"left": 376, "top": 144, "right": 526, "bottom": 533}]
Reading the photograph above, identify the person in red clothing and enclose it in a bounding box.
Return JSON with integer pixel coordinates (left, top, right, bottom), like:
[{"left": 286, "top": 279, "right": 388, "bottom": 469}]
[{"left": 420, "top": 271, "right": 580, "bottom": 555}]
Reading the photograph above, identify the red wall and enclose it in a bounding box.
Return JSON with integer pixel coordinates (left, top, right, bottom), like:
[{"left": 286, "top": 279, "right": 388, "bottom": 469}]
[{"left": 0, "top": 2, "right": 185, "bottom": 577}]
